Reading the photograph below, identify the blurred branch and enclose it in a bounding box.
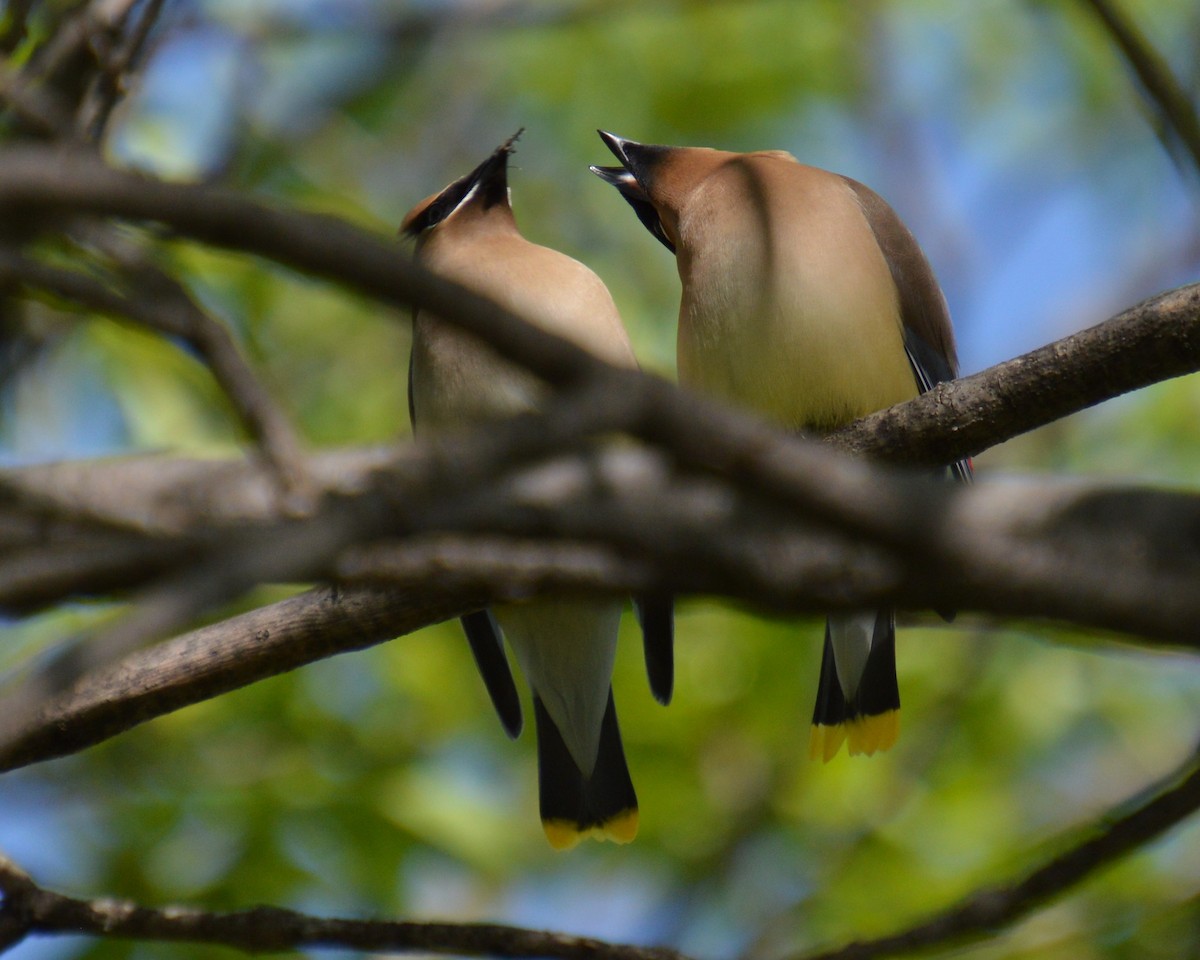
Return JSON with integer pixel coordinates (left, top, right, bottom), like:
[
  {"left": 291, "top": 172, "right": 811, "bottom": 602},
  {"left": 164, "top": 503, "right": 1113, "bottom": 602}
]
[
  {"left": 0, "top": 0, "right": 162, "bottom": 141},
  {"left": 0, "top": 148, "right": 1197, "bottom": 476},
  {"left": 0, "top": 385, "right": 632, "bottom": 745},
  {"left": 0, "top": 144, "right": 1194, "bottom": 772},
  {"left": 77, "top": 0, "right": 169, "bottom": 142},
  {"left": 0, "top": 147, "right": 601, "bottom": 388},
  {"left": 0, "top": 0, "right": 34, "bottom": 54},
  {"left": 11, "top": 432, "right": 1200, "bottom": 644},
  {"left": 0, "top": 64, "right": 74, "bottom": 137},
  {"left": 10, "top": 714, "right": 1189, "bottom": 960},
  {"left": 8, "top": 443, "right": 1200, "bottom": 771},
  {"left": 0, "top": 848, "right": 688, "bottom": 960},
  {"left": 797, "top": 742, "right": 1200, "bottom": 960},
  {"left": 8, "top": 1, "right": 107, "bottom": 139},
  {"left": 0, "top": 246, "right": 311, "bottom": 500},
  {"left": 1078, "top": 0, "right": 1200, "bottom": 178}
]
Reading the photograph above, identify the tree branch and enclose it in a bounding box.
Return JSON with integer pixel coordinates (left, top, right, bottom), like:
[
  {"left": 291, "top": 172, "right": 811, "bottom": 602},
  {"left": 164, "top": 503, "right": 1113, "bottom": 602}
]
[
  {"left": 0, "top": 148, "right": 1196, "bottom": 474},
  {"left": 797, "top": 742, "right": 1200, "bottom": 960},
  {"left": 0, "top": 63, "right": 74, "bottom": 138},
  {"left": 1077, "top": 0, "right": 1200, "bottom": 178},
  {"left": 0, "top": 246, "right": 312, "bottom": 501},
  {"left": 9, "top": 417, "right": 1200, "bottom": 647},
  {"left": 0, "top": 583, "right": 479, "bottom": 773},
  {"left": 833, "top": 283, "right": 1200, "bottom": 464},
  {"left": 0, "top": 849, "right": 688, "bottom": 960},
  {"left": 4, "top": 739, "right": 1200, "bottom": 960},
  {"left": 77, "top": 0, "right": 169, "bottom": 142},
  {"left": 8, "top": 445, "right": 1200, "bottom": 772}
]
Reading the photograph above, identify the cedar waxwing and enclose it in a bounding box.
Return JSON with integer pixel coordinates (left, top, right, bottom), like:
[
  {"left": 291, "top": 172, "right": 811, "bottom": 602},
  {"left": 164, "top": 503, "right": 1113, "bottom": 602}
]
[
  {"left": 592, "top": 132, "right": 970, "bottom": 762},
  {"left": 402, "top": 132, "right": 673, "bottom": 848}
]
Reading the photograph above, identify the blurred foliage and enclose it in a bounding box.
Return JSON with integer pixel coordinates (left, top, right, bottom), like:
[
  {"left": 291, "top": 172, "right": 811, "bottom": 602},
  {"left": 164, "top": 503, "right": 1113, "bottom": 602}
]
[{"left": 3, "top": 1, "right": 1200, "bottom": 959}]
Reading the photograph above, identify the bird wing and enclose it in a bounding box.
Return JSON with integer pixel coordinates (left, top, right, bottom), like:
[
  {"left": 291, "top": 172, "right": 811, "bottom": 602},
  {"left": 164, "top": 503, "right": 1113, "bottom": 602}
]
[{"left": 408, "top": 312, "right": 524, "bottom": 737}]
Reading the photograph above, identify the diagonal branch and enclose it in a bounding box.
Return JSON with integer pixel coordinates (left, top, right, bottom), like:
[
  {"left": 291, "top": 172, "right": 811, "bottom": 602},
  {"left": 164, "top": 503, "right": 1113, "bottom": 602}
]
[
  {"left": 0, "top": 246, "right": 312, "bottom": 501},
  {"left": 832, "top": 283, "right": 1200, "bottom": 465},
  {"left": 796, "top": 742, "right": 1200, "bottom": 960},
  {"left": 0, "top": 63, "right": 74, "bottom": 137},
  {"left": 1078, "top": 0, "right": 1200, "bottom": 178},
  {"left": 77, "top": 0, "right": 169, "bottom": 142},
  {"left": 0, "top": 583, "right": 475, "bottom": 773}
]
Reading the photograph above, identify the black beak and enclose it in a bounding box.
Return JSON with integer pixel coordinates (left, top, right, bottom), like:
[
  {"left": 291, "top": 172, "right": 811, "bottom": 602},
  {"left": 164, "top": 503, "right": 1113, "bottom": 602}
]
[
  {"left": 591, "top": 131, "right": 675, "bottom": 254},
  {"left": 589, "top": 164, "right": 636, "bottom": 189},
  {"left": 458, "top": 126, "right": 523, "bottom": 207},
  {"left": 402, "top": 128, "right": 523, "bottom": 237},
  {"left": 597, "top": 129, "right": 636, "bottom": 167}
]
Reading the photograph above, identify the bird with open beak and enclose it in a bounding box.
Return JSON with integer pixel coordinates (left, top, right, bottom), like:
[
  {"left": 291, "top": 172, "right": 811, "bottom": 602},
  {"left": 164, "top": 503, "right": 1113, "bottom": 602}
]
[
  {"left": 592, "top": 131, "right": 970, "bottom": 762},
  {"left": 402, "top": 132, "right": 673, "bottom": 847}
]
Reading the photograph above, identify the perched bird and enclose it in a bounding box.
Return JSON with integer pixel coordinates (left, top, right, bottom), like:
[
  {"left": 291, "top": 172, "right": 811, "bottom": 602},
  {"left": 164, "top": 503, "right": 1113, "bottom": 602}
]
[
  {"left": 402, "top": 132, "right": 672, "bottom": 848},
  {"left": 592, "top": 132, "right": 970, "bottom": 762}
]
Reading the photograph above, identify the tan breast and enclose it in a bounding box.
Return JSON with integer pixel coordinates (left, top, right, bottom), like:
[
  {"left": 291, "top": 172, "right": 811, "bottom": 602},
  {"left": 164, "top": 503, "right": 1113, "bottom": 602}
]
[
  {"left": 675, "top": 154, "right": 917, "bottom": 431},
  {"left": 411, "top": 230, "right": 635, "bottom": 430}
]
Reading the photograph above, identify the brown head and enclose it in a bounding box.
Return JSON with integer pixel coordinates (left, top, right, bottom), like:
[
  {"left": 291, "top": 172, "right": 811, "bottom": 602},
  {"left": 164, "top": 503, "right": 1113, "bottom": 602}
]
[
  {"left": 590, "top": 131, "right": 741, "bottom": 254},
  {"left": 400, "top": 128, "right": 524, "bottom": 242}
]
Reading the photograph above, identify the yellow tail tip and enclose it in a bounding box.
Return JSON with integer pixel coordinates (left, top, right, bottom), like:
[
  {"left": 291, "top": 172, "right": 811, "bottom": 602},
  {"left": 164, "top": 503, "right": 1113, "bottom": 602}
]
[
  {"left": 808, "top": 723, "right": 847, "bottom": 763},
  {"left": 809, "top": 711, "right": 900, "bottom": 762},
  {"left": 542, "top": 809, "right": 639, "bottom": 850}
]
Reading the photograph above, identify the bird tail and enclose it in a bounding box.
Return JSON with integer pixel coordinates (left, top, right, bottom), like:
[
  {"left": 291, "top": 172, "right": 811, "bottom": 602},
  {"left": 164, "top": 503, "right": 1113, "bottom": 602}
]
[
  {"left": 635, "top": 593, "right": 674, "bottom": 705},
  {"left": 809, "top": 611, "right": 900, "bottom": 762},
  {"left": 460, "top": 611, "right": 523, "bottom": 738},
  {"left": 535, "top": 689, "right": 638, "bottom": 850}
]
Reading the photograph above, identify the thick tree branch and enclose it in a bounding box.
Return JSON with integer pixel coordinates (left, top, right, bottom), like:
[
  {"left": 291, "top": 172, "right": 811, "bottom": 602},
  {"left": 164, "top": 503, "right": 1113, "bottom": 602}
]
[
  {"left": 2, "top": 275, "right": 1198, "bottom": 679},
  {"left": 797, "top": 742, "right": 1200, "bottom": 960},
  {"left": 833, "top": 283, "right": 1200, "bottom": 464},
  {"left": 0, "top": 850, "right": 688, "bottom": 960},
  {"left": 8, "top": 418, "right": 1200, "bottom": 647},
  {"left": 7, "top": 443, "right": 1200, "bottom": 772},
  {"left": 0, "top": 583, "right": 480, "bottom": 773}
]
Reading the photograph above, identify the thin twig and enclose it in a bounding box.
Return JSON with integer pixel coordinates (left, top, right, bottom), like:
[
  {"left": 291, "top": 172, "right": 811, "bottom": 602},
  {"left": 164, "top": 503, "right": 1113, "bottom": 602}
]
[
  {"left": 0, "top": 847, "right": 689, "bottom": 960},
  {"left": 0, "top": 63, "right": 74, "bottom": 137},
  {"left": 1078, "top": 0, "right": 1200, "bottom": 178},
  {"left": 796, "top": 743, "right": 1200, "bottom": 960},
  {"left": 0, "top": 0, "right": 35, "bottom": 54},
  {"left": 0, "top": 246, "right": 312, "bottom": 502},
  {"left": 77, "top": 0, "right": 169, "bottom": 141}
]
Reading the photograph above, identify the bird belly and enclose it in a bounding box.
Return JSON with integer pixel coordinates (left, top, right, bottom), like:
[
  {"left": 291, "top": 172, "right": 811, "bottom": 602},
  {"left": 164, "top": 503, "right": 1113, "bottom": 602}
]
[
  {"left": 677, "top": 271, "right": 917, "bottom": 431},
  {"left": 410, "top": 313, "right": 541, "bottom": 430}
]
